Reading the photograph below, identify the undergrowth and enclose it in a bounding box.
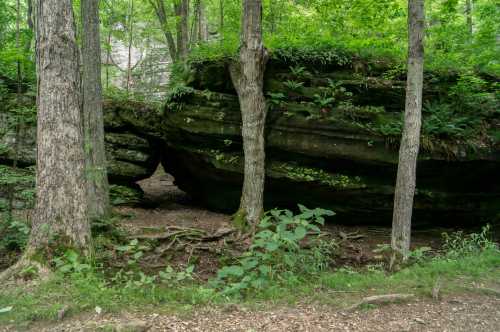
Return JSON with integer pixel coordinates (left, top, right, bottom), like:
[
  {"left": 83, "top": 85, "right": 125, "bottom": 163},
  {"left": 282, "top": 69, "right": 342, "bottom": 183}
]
[{"left": 0, "top": 209, "right": 498, "bottom": 327}]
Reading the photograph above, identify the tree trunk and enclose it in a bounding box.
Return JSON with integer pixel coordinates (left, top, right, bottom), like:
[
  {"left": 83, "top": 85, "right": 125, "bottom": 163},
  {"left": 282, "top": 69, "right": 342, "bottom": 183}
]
[
  {"left": 229, "top": 0, "right": 268, "bottom": 228},
  {"left": 29, "top": 0, "right": 90, "bottom": 256},
  {"left": 219, "top": 0, "right": 224, "bottom": 40},
  {"left": 391, "top": 0, "right": 425, "bottom": 262},
  {"left": 149, "top": 0, "right": 177, "bottom": 61},
  {"left": 126, "top": 0, "right": 134, "bottom": 93},
  {"left": 16, "top": 0, "right": 22, "bottom": 97},
  {"left": 190, "top": 0, "right": 200, "bottom": 45},
  {"left": 269, "top": 0, "right": 276, "bottom": 33},
  {"left": 6, "top": 0, "right": 23, "bottom": 224},
  {"left": 24, "top": 0, "right": 34, "bottom": 53},
  {"left": 106, "top": 30, "right": 111, "bottom": 90},
  {"left": 175, "top": 0, "right": 189, "bottom": 60},
  {"left": 81, "top": 0, "right": 110, "bottom": 220},
  {"left": 198, "top": 0, "right": 208, "bottom": 42},
  {"left": 465, "top": 0, "right": 473, "bottom": 35}
]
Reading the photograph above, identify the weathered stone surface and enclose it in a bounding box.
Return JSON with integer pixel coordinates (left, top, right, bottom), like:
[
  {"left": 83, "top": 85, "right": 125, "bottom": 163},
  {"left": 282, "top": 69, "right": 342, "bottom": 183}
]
[
  {"left": 161, "top": 59, "right": 500, "bottom": 225},
  {"left": 0, "top": 101, "right": 162, "bottom": 209},
  {"left": 1, "top": 57, "right": 498, "bottom": 225}
]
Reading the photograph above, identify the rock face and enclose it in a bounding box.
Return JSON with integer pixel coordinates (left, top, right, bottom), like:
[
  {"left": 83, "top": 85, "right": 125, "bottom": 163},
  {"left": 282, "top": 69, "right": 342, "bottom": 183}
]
[
  {"left": 160, "top": 57, "right": 499, "bottom": 225},
  {"left": 1, "top": 55, "right": 499, "bottom": 225},
  {"left": 0, "top": 100, "right": 162, "bottom": 210}
]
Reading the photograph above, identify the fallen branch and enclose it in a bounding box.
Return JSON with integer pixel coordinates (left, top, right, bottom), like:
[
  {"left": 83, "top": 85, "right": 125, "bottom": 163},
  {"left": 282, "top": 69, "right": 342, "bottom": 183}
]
[{"left": 347, "top": 293, "right": 415, "bottom": 311}]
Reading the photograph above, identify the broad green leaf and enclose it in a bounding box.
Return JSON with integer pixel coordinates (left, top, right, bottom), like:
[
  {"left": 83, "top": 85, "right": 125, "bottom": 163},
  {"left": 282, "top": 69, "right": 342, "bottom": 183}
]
[
  {"left": 265, "top": 241, "right": 279, "bottom": 252},
  {"left": 294, "top": 226, "right": 307, "bottom": 240}
]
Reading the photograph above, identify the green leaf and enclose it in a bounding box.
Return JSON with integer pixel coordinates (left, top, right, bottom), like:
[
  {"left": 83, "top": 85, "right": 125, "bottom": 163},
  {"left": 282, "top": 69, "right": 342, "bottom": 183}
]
[
  {"left": 218, "top": 265, "right": 244, "bottom": 278},
  {"left": 265, "top": 241, "right": 280, "bottom": 252},
  {"left": 259, "top": 216, "right": 273, "bottom": 228},
  {"left": 64, "top": 250, "right": 79, "bottom": 263},
  {"left": 294, "top": 226, "right": 307, "bottom": 240},
  {"left": 297, "top": 204, "right": 308, "bottom": 212},
  {"left": 258, "top": 265, "right": 271, "bottom": 275},
  {"left": 240, "top": 258, "right": 258, "bottom": 270}
]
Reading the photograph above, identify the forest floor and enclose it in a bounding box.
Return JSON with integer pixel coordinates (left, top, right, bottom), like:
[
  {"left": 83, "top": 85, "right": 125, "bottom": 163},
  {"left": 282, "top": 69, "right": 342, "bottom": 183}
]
[
  {"left": 14, "top": 292, "right": 500, "bottom": 331},
  {"left": 1, "top": 168, "right": 499, "bottom": 331},
  {"left": 120, "top": 168, "right": 485, "bottom": 278}
]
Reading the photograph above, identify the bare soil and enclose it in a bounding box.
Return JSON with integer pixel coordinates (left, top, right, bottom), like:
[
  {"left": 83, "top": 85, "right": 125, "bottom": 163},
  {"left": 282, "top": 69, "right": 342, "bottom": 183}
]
[
  {"left": 11, "top": 293, "right": 500, "bottom": 331},
  {"left": 117, "top": 168, "right": 462, "bottom": 277},
  {"left": 2, "top": 167, "right": 499, "bottom": 331}
]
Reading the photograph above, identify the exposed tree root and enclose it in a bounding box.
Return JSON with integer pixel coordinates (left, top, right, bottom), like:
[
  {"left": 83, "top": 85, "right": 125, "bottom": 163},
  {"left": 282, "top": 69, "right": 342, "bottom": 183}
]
[
  {"left": 347, "top": 293, "right": 415, "bottom": 311},
  {"left": 0, "top": 255, "right": 51, "bottom": 284}
]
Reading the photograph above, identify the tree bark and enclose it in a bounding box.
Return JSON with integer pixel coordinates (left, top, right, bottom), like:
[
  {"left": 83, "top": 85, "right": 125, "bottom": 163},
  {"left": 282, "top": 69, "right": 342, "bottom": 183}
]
[
  {"left": 24, "top": 0, "right": 34, "bottom": 53},
  {"left": 465, "top": 0, "right": 473, "bottom": 35},
  {"left": 29, "top": 0, "right": 90, "bottom": 255},
  {"left": 175, "top": 0, "right": 189, "bottom": 60},
  {"left": 16, "top": 0, "right": 22, "bottom": 97},
  {"left": 126, "top": 0, "right": 134, "bottom": 93},
  {"left": 198, "top": 0, "right": 208, "bottom": 42},
  {"left": 391, "top": 0, "right": 425, "bottom": 261},
  {"left": 106, "top": 29, "right": 111, "bottom": 90},
  {"left": 190, "top": 0, "right": 200, "bottom": 45},
  {"left": 229, "top": 0, "right": 268, "bottom": 228},
  {"left": 81, "top": 0, "right": 110, "bottom": 220},
  {"left": 149, "top": 0, "right": 178, "bottom": 61},
  {"left": 219, "top": 0, "right": 224, "bottom": 40}
]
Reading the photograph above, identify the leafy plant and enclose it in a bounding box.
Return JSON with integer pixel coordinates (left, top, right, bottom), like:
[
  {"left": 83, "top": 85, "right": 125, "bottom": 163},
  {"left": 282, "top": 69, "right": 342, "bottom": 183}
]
[
  {"left": 53, "top": 250, "right": 91, "bottom": 274},
  {"left": 289, "top": 65, "right": 311, "bottom": 79},
  {"left": 115, "top": 238, "right": 150, "bottom": 268},
  {"left": 267, "top": 92, "right": 286, "bottom": 109},
  {"left": 214, "top": 205, "right": 336, "bottom": 295},
  {"left": 313, "top": 94, "right": 335, "bottom": 108},
  {"left": 0, "top": 217, "right": 30, "bottom": 251},
  {"left": 283, "top": 80, "right": 304, "bottom": 92},
  {"left": 109, "top": 184, "right": 143, "bottom": 206},
  {"left": 442, "top": 224, "right": 498, "bottom": 258},
  {"left": 158, "top": 265, "right": 195, "bottom": 284}
]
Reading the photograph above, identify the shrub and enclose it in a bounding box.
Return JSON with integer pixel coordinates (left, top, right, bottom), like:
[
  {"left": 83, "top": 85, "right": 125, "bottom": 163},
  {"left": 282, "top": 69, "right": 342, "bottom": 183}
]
[{"left": 213, "top": 205, "right": 337, "bottom": 295}]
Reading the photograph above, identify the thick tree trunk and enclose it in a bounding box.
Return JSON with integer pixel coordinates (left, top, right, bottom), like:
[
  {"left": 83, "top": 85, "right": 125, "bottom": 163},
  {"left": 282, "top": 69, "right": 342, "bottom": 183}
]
[
  {"left": 229, "top": 0, "right": 268, "bottom": 228},
  {"left": 391, "top": 0, "right": 425, "bottom": 261},
  {"left": 81, "top": 0, "right": 110, "bottom": 220},
  {"left": 29, "top": 0, "right": 90, "bottom": 255}
]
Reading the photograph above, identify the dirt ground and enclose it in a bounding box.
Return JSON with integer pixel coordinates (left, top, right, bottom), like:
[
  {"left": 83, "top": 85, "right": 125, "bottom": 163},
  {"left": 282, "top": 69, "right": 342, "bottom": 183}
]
[
  {"left": 11, "top": 293, "right": 500, "bottom": 331},
  {"left": 116, "top": 168, "right": 467, "bottom": 277},
  {"left": 2, "top": 168, "right": 499, "bottom": 331}
]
